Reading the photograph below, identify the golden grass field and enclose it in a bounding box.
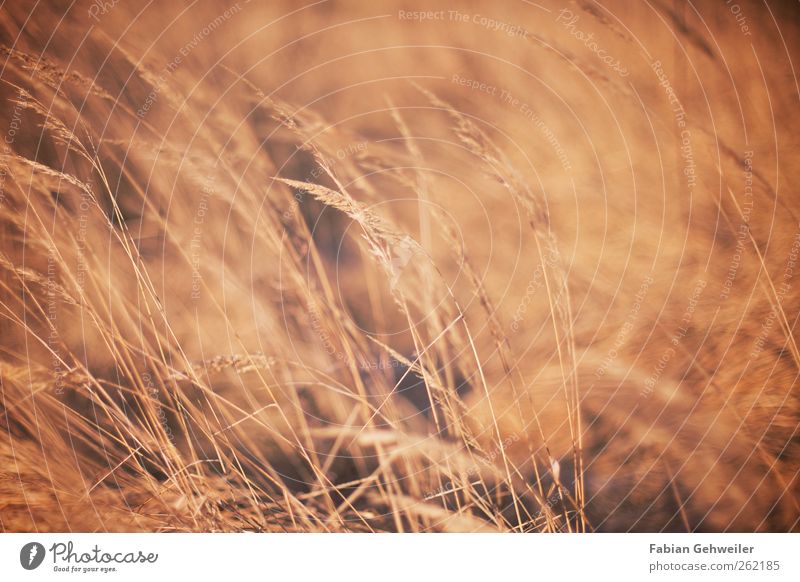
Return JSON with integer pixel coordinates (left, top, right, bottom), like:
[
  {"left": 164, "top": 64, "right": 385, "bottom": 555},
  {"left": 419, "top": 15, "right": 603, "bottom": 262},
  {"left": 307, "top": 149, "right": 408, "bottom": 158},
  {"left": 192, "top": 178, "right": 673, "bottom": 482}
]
[{"left": 0, "top": 0, "right": 799, "bottom": 532}]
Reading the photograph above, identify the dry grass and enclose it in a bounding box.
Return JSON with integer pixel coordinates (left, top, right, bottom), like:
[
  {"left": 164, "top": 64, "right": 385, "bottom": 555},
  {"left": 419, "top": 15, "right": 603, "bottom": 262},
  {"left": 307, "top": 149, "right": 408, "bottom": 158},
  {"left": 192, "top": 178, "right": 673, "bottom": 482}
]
[{"left": 0, "top": 0, "right": 798, "bottom": 532}]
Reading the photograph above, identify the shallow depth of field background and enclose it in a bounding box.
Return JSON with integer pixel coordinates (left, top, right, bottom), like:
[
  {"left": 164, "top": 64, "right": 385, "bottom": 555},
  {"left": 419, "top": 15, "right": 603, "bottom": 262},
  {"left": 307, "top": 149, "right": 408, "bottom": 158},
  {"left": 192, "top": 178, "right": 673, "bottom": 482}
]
[{"left": 0, "top": 0, "right": 799, "bottom": 532}]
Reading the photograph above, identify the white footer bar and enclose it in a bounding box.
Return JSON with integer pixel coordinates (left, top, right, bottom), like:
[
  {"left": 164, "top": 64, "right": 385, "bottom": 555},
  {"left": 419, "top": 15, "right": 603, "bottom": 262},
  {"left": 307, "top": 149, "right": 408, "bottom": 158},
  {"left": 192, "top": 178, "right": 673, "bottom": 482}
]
[{"left": 1, "top": 533, "right": 798, "bottom": 581}]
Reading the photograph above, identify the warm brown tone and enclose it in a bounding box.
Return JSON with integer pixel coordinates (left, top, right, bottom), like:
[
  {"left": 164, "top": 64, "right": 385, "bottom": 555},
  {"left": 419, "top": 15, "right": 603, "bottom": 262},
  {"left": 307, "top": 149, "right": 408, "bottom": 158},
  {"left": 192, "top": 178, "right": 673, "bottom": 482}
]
[{"left": 0, "top": 0, "right": 798, "bottom": 532}]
